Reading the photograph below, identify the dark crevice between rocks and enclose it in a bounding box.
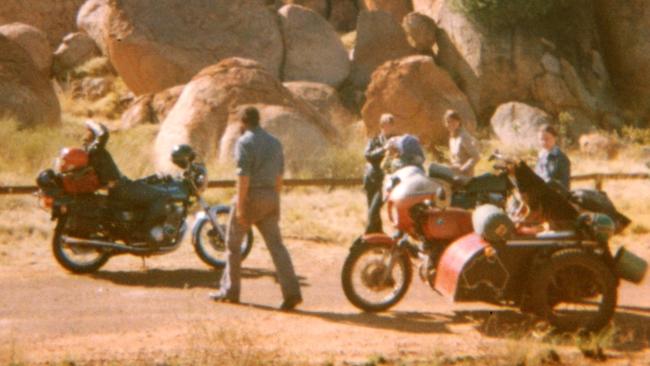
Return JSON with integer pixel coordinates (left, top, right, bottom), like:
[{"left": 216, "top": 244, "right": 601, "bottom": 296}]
[{"left": 274, "top": 9, "right": 288, "bottom": 81}]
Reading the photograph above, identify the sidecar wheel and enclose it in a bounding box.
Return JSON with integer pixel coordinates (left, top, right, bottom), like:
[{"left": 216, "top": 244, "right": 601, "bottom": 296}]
[
  {"left": 341, "top": 240, "right": 412, "bottom": 312},
  {"left": 193, "top": 210, "right": 253, "bottom": 269},
  {"left": 52, "top": 219, "right": 110, "bottom": 274},
  {"left": 528, "top": 249, "right": 617, "bottom": 332}
]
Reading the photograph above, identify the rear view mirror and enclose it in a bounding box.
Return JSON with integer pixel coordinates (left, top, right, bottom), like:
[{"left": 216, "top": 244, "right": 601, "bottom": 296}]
[{"left": 436, "top": 186, "right": 447, "bottom": 202}]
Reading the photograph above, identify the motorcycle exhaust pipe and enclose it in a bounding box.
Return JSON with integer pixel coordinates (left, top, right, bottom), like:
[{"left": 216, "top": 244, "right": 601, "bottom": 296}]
[{"left": 61, "top": 236, "right": 153, "bottom": 254}]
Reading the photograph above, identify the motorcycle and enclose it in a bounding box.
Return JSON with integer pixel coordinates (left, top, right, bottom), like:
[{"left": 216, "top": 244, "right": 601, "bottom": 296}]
[
  {"left": 342, "top": 157, "right": 647, "bottom": 331},
  {"left": 36, "top": 146, "right": 253, "bottom": 274}
]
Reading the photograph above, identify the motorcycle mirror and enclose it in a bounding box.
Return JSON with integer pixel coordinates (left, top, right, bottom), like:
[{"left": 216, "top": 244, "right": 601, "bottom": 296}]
[{"left": 436, "top": 186, "right": 447, "bottom": 203}]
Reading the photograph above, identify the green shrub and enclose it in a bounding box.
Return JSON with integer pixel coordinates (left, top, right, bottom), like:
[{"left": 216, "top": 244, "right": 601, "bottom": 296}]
[{"left": 451, "top": 0, "right": 574, "bottom": 29}]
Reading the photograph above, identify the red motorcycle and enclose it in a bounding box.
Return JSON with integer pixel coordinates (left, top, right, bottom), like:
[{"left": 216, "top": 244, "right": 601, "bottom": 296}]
[{"left": 342, "top": 159, "right": 647, "bottom": 331}]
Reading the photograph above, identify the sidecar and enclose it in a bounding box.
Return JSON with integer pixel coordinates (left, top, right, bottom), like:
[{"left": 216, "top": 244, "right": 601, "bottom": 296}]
[{"left": 433, "top": 161, "right": 647, "bottom": 331}]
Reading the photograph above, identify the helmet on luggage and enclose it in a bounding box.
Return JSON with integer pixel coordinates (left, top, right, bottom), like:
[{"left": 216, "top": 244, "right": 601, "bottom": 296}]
[
  {"left": 58, "top": 147, "right": 89, "bottom": 172},
  {"left": 171, "top": 144, "right": 196, "bottom": 169}
]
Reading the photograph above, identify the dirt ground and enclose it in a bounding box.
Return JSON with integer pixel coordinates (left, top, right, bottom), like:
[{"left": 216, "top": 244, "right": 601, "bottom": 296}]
[{"left": 1, "top": 215, "right": 650, "bottom": 365}]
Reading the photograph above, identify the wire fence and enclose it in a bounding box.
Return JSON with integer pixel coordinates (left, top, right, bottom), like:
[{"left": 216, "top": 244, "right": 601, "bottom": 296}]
[{"left": 0, "top": 174, "right": 648, "bottom": 195}]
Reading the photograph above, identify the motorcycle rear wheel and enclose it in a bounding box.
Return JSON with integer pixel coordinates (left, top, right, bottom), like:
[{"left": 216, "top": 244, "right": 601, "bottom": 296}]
[
  {"left": 528, "top": 249, "right": 617, "bottom": 332},
  {"left": 341, "top": 240, "right": 412, "bottom": 312},
  {"left": 52, "top": 218, "right": 111, "bottom": 274},
  {"left": 193, "top": 209, "right": 253, "bottom": 269}
]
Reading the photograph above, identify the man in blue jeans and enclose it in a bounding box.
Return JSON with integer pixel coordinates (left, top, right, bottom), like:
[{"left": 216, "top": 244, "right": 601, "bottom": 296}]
[{"left": 209, "top": 107, "right": 302, "bottom": 311}]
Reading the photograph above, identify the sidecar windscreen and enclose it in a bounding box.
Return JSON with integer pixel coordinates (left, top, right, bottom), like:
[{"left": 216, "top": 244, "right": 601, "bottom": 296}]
[{"left": 513, "top": 161, "right": 579, "bottom": 228}]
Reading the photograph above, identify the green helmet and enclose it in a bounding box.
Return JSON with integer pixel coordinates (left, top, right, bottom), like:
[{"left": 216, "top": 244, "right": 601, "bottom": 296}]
[
  {"left": 171, "top": 144, "right": 196, "bottom": 169},
  {"left": 591, "top": 213, "right": 616, "bottom": 242}
]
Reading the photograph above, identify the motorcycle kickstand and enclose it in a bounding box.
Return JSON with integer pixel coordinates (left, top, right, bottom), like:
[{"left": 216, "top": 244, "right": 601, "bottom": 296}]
[{"left": 140, "top": 256, "right": 147, "bottom": 271}]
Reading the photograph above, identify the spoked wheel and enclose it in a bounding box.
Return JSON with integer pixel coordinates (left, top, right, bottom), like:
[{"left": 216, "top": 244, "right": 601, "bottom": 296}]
[
  {"left": 529, "top": 249, "right": 617, "bottom": 332},
  {"left": 341, "top": 240, "right": 412, "bottom": 312},
  {"left": 193, "top": 208, "right": 253, "bottom": 269},
  {"left": 52, "top": 218, "right": 110, "bottom": 274}
]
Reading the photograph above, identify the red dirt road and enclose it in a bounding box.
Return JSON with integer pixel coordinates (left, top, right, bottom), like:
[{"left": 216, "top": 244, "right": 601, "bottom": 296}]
[{"left": 1, "top": 235, "right": 650, "bottom": 365}]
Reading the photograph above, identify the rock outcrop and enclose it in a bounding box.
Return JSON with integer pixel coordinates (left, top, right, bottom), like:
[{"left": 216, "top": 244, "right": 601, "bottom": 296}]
[
  {"left": 579, "top": 132, "right": 619, "bottom": 160},
  {"left": 53, "top": 32, "right": 101, "bottom": 75},
  {"left": 363, "top": 0, "right": 412, "bottom": 23},
  {"left": 414, "top": 0, "right": 619, "bottom": 128},
  {"left": 284, "top": 81, "right": 356, "bottom": 130},
  {"left": 88, "top": 0, "right": 284, "bottom": 95},
  {"left": 402, "top": 12, "right": 437, "bottom": 53},
  {"left": 0, "top": 0, "right": 85, "bottom": 47},
  {"left": 0, "top": 23, "right": 52, "bottom": 75},
  {"left": 274, "top": 0, "right": 361, "bottom": 31},
  {"left": 490, "top": 102, "right": 552, "bottom": 150},
  {"left": 120, "top": 85, "right": 183, "bottom": 129},
  {"left": 595, "top": 0, "right": 650, "bottom": 118},
  {"left": 362, "top": 55, "right": 476, "bottom": 147},
  {"left": 76, "top": 0, "right": 109, "bottom": 55},
  {"left": 154, "top": 58, "right": 338, "bottom": 172},
  {"left": 279, "top": 5, "right": 350, "bottom": 87},
  {"left": 0, "top": 35, "right": 60, "bottom": 126},
  {"left": 351, "top": 10, "right": 414, "bottom": 88}
]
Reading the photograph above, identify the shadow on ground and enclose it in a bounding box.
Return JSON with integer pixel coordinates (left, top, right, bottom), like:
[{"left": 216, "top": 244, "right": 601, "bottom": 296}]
[{"left": 90, "top": 267, "right": 309, "bottom": 289}]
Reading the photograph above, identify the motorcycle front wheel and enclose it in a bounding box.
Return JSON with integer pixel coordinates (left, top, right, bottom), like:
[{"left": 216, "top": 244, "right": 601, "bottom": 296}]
[
  {"left": 193, "top": 208, "right": 253, "bottom": 269},
  {"left": 341, "top": 240, "right": 412, "bottom": 312},
  {"left": 52, "top": 218, "right": 111, "bottom": 274}
]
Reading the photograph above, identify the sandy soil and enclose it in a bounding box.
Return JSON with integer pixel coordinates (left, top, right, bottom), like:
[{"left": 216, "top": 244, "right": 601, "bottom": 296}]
[{"left": 1, "top": 224, "right": 649, "bottom": 365}]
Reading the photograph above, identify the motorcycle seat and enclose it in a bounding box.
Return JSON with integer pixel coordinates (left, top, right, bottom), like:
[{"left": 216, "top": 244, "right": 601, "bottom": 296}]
[{"left": 427, "top": 163, "right": 469, "bottom": 188}]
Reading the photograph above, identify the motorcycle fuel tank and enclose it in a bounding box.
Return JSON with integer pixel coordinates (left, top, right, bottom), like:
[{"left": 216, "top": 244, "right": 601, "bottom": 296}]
[{"left": 422, "top": 208, "right": 472, "bottom": 241}]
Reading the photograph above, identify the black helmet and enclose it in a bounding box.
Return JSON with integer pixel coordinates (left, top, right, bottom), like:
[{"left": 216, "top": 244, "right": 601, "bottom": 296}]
[{"left": 171, "top": 144, "right": 196, "bottom": 168}]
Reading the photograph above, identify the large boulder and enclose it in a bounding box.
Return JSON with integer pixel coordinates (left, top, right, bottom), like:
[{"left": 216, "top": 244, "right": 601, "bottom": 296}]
[
  {"left": 328, "top": 0, "right": 362, "bottom": 32},
  {"left": 0, "top": 23, "right": 52, "bottom": 75},
  {"left": 0, "top": 35, "right": 60, "bottom": 126},
  {"left": 490, "top": 102, "right": 552, "bottom": 150},
  {"left": 595, "top": 0, "right": 650, "bottom": 118},
  {"left": 154, "top": 58, "right": 338, "bottom": 172},
  {"left": 362, "top": 55, "right": 476, "bottom": 148},
  {"left": 52, "top": 32, "right": 101, "bottom": 75},
  {"left": 90, "top": 0, "right": 283, "bottom": 95},
  {"left": 0, "top": 0, "right": 85, "bottom": 47},
  {"left": 351, "top": 10, "right": 414, "bottom": 88},
  {"left": 279, "top": 5, "right": 350, "bottom": 87},
  {"left": 273, "top": 0, "right": 360, "bottom": 32},
  {"left": 284, "top": 81, "right": 356, "bottom": 130},
  {"left": 402, "top": 12, "right": 437, "bottom": 53},
  {"left": 363, "top": 0, "right": 412, "bottom": 23},
  {"left": 414, "top": 0, "right": 619, "bottom": 125},
  {"left": 218, "top": 106, "right": 333, "bottom": 173},
  {"left": 76, "top": 0, "right": 109, "bottom": 55},
  {"left": 278, "top": 0, "right": 328, "bottom": 17}
]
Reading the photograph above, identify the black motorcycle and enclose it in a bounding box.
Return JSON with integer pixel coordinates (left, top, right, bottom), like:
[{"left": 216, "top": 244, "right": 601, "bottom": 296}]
[{"left": 36, "top": 145, "right": 252, "bottom": 274}]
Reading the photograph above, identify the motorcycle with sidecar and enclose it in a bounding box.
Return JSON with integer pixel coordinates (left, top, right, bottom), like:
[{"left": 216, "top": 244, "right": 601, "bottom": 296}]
[{"left": 341, "top": 157, "right": 647, "bottom": 331}]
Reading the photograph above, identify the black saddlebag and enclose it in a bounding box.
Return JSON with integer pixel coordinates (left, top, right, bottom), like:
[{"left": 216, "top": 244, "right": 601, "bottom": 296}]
[{"left": 64, "top": 195, "right": 107, "bottom": 237}]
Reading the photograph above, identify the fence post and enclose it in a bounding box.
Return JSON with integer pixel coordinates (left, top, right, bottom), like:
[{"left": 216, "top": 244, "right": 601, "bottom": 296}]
[{"left": 594, "top": 175, "right": 603, "bottom": 191}]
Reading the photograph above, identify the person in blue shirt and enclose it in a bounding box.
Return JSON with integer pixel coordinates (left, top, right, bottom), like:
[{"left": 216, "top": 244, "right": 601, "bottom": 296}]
[
  {"left": 535, "top": 124, "right": 571, "bottom": 190},
  {"left": 209, "top": 107, "right": 302, "bottom": 310}
]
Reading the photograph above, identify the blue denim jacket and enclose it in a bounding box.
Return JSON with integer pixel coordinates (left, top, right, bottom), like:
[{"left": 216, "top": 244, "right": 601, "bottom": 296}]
[{"left": 535, "top": 145, "right": 571, "bottom": 189}]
